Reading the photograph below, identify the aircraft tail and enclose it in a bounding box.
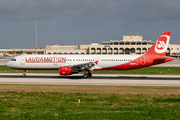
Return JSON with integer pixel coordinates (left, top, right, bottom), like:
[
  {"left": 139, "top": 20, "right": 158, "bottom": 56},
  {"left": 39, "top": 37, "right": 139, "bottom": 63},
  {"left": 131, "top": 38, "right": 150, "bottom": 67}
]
[
  {"left": 145, "top": 32, "right": 171, "bottom": 57},
  {"left": 144, "top": 32, "right": 173, "bottom": 65}
]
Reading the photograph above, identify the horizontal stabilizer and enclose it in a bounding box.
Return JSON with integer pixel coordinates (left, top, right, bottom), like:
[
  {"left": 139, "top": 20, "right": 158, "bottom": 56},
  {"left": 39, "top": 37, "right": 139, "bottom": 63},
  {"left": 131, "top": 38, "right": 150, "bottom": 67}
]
[{"left": 153, "top": 56, "right": 173, "bottom": 61}]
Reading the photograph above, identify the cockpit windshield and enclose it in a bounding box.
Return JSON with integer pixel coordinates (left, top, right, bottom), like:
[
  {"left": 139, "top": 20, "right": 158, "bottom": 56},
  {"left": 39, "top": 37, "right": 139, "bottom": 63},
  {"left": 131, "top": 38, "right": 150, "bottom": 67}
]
[{"left": 11, "top": 59, "right": 16, "bottom": 61}]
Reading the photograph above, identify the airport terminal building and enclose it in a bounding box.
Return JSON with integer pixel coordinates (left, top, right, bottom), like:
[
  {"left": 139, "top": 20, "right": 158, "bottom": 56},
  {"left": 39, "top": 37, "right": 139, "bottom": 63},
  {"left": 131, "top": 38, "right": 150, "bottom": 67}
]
[
  {"left": 46, "top": 35, "right": 180, "bottom": 56},
  {"left": 1, "top": 35, "right": 180, "bottom": 56}
]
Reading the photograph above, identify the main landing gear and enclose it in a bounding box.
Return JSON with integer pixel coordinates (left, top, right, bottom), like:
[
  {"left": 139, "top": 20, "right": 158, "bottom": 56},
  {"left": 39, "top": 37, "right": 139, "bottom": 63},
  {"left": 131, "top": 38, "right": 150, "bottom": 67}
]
[
  {"left": 22, "top": 70, "right": 26, "bottom": 77},
  {"left": 83, "top": 71, "right": 92, "bottom": 78}
]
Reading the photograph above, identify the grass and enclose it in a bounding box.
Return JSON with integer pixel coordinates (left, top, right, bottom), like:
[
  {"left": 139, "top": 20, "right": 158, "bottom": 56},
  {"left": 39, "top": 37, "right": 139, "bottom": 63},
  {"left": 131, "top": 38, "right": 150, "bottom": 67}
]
[
  {"left": 1, "top": 65, "right": 180, "bottom": 74},
  {"left": 0, "top": 85, "right": 180, "bottom": 119},
  {"left": 0, "top": 65, "right": 58, "bottom": 73}
]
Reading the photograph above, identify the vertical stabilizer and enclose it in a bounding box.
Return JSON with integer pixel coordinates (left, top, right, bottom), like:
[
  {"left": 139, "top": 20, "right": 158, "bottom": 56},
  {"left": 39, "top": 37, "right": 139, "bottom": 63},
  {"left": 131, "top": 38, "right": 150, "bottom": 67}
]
[{"left": 145, "top": 32, "right": 171, "bottom": 56}]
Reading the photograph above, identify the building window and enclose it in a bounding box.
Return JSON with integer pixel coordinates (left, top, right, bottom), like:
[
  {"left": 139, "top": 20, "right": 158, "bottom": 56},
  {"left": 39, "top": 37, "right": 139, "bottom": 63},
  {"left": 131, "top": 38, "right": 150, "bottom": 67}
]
[
  {"left": 26, "top": 52, "right": 32, "bottom": 54},
  {"left": 142, "top": 42, "right": 147, "bottom": 45},
  {"left": 38, "top": 52, "right": 44, "bottom": 54},
  {"left": 171, "top": 48, "right": 173, "bottom": 50},
  {"left": 114, "top": 42, "right": 118, "bottom": 45},
  {"left": 177, "top": 48, "right": 179, "bottom": 50}
]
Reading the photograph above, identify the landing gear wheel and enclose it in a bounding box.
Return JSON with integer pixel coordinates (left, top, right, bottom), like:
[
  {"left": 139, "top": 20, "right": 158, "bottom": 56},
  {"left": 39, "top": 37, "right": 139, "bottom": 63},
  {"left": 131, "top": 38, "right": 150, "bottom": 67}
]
[
  {"left": 87, "top": 72, "right": 92, "bottom": 77},
  {"left": 22, "top": 74, "right": 26, "bottom": 77},
  {"left": 22, "top": 70, "right": 26, "bottom": 77},
  {"left": 83, "top": 74, "right": 88, "bottom": 78}
]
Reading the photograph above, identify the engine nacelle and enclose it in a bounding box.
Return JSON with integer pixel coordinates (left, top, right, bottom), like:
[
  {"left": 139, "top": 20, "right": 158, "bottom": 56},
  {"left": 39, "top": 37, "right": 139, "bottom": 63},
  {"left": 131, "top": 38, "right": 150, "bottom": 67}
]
[{"left": 59, "top": 67, "right": 72, "bottom": 75}]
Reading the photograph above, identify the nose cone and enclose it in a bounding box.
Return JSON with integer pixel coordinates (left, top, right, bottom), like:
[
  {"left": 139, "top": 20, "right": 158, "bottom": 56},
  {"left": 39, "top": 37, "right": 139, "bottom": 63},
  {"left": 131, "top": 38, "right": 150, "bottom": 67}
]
[{"left": 5, "top": 61, "right": 11, "bottom": 68}]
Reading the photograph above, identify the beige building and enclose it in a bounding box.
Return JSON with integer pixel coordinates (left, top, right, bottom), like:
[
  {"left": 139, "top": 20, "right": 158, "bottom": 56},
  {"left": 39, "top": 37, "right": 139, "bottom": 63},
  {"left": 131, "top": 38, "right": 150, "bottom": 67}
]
[
  {"left": 0, "top": 49, "right": 45, "bottom": 57},
  {"left": 1, "top": 35, "right": 180, "bottom": 56},
  {"left": 80, "top": 35, "right": 180, "bottom": 55},
  {"left": 46, "top": 45, "right": 86, "bottom": 54}
]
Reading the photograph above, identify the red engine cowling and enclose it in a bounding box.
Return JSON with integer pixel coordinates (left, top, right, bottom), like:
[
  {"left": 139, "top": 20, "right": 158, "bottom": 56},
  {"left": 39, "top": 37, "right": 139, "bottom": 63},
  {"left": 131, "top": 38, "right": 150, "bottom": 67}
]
[{"left": 59, "top": 67, "right": 72, "bottom": 75}]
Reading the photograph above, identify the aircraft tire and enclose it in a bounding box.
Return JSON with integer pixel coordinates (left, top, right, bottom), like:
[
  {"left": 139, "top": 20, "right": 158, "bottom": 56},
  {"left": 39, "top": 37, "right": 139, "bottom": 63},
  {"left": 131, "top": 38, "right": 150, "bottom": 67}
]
[
  {"left": 87, "top": 72, "right": 92, "bottom": 77},
  {"left": 83, "top": 74, "right": 88, "bottom": 78},
  {"left": 22, "top": 74, "right": 26, "bottom": 77}
]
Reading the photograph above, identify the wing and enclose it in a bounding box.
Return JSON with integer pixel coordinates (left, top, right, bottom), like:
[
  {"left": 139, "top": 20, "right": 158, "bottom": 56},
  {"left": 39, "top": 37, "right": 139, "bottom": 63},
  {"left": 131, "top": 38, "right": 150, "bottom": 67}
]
[{"left": 63, "top": 62, "right": 95, "bottom": 71}]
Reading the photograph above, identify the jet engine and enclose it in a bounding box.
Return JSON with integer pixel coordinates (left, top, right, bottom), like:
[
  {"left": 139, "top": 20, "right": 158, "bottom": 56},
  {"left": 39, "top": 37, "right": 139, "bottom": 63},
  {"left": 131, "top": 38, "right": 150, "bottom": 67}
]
[{"left": 59, "top": 67, "right": 73, "bottom": 75}]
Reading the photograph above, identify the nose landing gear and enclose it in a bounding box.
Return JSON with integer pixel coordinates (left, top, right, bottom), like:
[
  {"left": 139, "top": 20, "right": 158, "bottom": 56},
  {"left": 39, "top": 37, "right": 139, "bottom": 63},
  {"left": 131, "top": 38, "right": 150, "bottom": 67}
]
[{"left": 22, "top": 70, "right": 26, "bottom": 77}]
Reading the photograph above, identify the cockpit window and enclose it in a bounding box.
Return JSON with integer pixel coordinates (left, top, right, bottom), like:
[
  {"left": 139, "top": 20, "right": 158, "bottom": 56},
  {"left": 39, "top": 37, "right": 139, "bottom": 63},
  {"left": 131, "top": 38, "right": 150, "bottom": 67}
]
[{"left": 11, "top": 59, "right": 16, "bottom": 61}]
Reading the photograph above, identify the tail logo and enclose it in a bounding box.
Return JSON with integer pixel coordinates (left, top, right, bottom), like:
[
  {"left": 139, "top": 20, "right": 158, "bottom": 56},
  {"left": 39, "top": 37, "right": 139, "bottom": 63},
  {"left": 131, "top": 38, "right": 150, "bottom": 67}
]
[
  {"left": 157, "top": 41, "right": 166, "bottom": 49},
  {"left": 155, "top": 35, "right": 170, "bottom": 53}
]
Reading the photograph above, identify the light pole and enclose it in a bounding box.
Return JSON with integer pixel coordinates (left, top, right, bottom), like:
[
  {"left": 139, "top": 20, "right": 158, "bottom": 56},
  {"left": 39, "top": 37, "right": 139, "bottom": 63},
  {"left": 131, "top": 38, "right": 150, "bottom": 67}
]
[
  {"left": 108, "top": 38, "right": 111, "bottom": 54},
  {"left": 35, "top": 18, "right": 38, "bottom": 49}
]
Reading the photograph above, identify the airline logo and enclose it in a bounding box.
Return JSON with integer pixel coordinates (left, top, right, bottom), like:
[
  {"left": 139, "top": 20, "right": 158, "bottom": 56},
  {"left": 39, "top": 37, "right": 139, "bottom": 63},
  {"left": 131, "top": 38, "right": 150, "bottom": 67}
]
[
  {"left": 25, "top": 57, "right": 66, "bottom": 63},
  {"left": 155, "top": 35, "right": 170, "bottom": 53},
  {"left": 157, "top": 41, "right": 166, "bottom": 50},
  {"left": 94, "top": 60, "right": 99, "bottom": 65}
]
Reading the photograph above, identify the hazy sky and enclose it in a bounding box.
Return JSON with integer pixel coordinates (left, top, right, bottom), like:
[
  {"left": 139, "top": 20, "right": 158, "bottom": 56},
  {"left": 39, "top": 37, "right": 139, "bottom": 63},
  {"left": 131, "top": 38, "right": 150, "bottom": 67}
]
[{"left": 1, "top": 0, "right": 180, "bottom": 49}]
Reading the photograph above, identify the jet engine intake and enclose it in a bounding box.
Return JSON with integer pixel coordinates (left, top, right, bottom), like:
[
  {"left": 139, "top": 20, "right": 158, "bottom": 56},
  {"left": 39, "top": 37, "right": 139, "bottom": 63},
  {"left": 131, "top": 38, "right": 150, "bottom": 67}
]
[
  {"left": 59, "top": 67, "right": 73, "bottom": 75},
  {"left": 59, "top": 67, "right": 79, "bottom": 75}
]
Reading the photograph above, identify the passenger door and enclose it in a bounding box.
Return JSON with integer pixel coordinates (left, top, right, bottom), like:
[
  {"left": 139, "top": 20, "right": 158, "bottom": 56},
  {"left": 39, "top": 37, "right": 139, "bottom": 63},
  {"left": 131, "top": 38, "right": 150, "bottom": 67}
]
[
  {"left": 20, "top": 57, "right": 25, "bottom": 65},
  {"left": 141, "top": 56, "right": 145, "bottom": 65}
]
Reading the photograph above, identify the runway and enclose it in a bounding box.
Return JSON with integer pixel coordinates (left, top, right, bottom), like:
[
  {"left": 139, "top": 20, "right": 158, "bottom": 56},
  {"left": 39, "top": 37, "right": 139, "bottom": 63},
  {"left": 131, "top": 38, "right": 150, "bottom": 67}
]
[
  {"left": 0, "top": 57, "right": 12, "bottom": 65},
  {"left": 0, "top": 73, "right": 180, "bottom": 86}
]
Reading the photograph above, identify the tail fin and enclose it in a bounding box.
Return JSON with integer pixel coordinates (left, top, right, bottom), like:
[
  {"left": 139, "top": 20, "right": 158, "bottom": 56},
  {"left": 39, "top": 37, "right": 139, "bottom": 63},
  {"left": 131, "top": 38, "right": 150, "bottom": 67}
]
[{"left": 145, "top": 32, "right": 171, "bottom": 56}]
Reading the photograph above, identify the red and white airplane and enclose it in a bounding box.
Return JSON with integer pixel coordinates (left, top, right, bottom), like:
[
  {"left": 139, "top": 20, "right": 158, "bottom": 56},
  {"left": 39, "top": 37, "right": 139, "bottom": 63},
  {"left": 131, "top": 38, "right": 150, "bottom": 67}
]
[{"left": 6, "top": 32, "right": 173, "bottom": 78}]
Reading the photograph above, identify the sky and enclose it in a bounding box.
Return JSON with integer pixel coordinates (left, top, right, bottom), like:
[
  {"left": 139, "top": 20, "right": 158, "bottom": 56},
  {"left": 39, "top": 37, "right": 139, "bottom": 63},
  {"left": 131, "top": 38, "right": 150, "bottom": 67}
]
[{"left": 0, "top": 0, "right": 180, "bottom": 49}]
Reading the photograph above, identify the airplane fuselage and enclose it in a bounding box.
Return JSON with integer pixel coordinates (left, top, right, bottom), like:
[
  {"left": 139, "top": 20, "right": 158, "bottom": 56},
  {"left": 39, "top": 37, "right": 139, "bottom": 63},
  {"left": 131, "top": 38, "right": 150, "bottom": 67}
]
[{"left": 6, "top": 54, "right": 146, "bottom": 70}]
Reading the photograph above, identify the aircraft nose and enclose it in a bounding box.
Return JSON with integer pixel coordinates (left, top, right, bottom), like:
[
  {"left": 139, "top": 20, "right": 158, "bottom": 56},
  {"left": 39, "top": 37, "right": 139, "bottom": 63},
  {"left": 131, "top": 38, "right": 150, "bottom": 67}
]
[{"left": 5, "top": 61, "right": 11, "bottom": 68}]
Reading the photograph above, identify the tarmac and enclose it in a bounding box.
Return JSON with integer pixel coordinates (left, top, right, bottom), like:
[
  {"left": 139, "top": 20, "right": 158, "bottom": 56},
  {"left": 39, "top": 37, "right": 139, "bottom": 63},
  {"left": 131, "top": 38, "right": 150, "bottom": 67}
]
[{"left": 0, "top": 73, "right": 180, "bottom": 86}]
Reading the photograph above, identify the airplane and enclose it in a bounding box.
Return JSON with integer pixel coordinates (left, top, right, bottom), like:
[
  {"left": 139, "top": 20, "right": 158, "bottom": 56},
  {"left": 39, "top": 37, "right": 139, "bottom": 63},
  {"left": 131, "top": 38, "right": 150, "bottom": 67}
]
[
  {"left": 6, "top": 32, "right": 173, "bottom": 78},
  {"left": 3, "top": 53, "right": 12, "bottom": 57}
]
